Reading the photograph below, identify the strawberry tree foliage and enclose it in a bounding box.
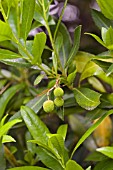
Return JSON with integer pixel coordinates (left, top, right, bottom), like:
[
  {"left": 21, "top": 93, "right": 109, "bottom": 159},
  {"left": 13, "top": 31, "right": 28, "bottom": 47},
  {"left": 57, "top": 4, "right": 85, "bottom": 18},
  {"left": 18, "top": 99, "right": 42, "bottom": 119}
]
[{"left": 0, "top": 0, "right": 113, "bottom": 169}]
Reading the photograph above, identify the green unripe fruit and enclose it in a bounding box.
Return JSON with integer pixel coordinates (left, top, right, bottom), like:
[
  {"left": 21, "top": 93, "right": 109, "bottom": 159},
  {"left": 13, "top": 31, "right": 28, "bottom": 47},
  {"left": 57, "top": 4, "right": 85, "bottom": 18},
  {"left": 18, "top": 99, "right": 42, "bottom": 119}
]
[
  {"left": 54, "top": 87, "right": 64, "bottom": 97},
  {"left": 43, "top": 100, "right": 54, "bottom": 113},
  {"left": 54, "top": 97, "right": 64, "bottom": 107}
]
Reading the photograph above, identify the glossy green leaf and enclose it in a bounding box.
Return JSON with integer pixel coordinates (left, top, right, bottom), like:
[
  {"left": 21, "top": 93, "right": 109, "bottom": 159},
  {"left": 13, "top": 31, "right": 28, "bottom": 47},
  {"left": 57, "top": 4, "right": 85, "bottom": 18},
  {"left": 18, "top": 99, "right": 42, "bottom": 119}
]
[
  {"left": 65, "top": 25, "right": 81, "bottom": 67},
  {"left": 74, "top": 52, "right": 93, "bottom": 73},
  {"left": 9, "top": 94, "right": 46, "bottom": 121},
  {"left": 34, "top": 1, "right": 53, "bottom": 26},
  {"left": 65, "top": 160, "right": 83, "bottom": 170},
  {"left": 67, "top": 70, "right": 76, "bottom": 85},
  {"left": 8, "top": 166, "right": 50, "bottom": 170},
  {"left": 0, "top": 142, "right": 6, "bottom": 170},
  {"left": 57, "top": 23, "right": 72, "bottom": 67},
  {"left": 0, "top": 83, "right": 25, "bottom": 120},
  {"left": 74, "top": 88, "right": 101, "bottom": 110},
  {"left": 32, "top": 32, "right": 46, "bottom": 64},
  {"left": 55, "top": 32, "right": 63, "bottom": 54},
  {"left": 20, "top": 0, "right": 35, "bottom": 41},
  {"left": 36, "top": 147, "right": 64, "bottom": 170},
  {"left": 48, "top": 134, "right": 65, "bottom": 158},
  {"left": 85, "top": 151, "right": 107, "bottom": 162},
  {"left": 97, "top": 146, "right": 113, "bottom": 159},
  {"left": 85, "top": 33, "right": 106, "bottom": 48},
  {"left": 2, "top": 135, "right": 16, "bottom": 143},
  {"left": 96, "top": 0, "right": 113, "bottom": 20},
  {"left": 28, "top": 139, "right": 61, "bottom": 160},
  {"left": 80, "top": 61, "right": 103, "bottom": 81},
  {"left": 1, "top": 58, "right": 31, "bottom": 68},
  {"left": 106, "top": 63, "right": 113, "bottom": 76},
  {"left": 54, "top": 33, "right": 63, "bottom": 71},
  {"left": 0, "top": 20, "right": 12, "bottom": 42},
  {"left": 34, "top": 74, "right": 45, "bottom": 85},
  {"left": 97, "top": 72, "right": 113, "bottom": 87},
  {"left": 0, "top": 49, "right": 22, "bottom": 60},
  {"left": 25, "top": 131, "right": 36, "bottom": 155},
  {"left": 8, "top": 7, "right": 18, "bottom": 37},
  {"left": 21, "top": 106, "right": 50, "bottom": 145},
  {"left": 70, "top": 109, "right": 113, "bottom": 159},
  {"left": 102, "top": 26, "right": 113, "bottom": 49},
  {"left": 34, "top": 3, "right": 45, "bottom": 26},
  {"left": 52, "top": 52, "right": 57, "bottom": 74},
  {"left": 91, "top": 9, "right": 113, "bottom": 29},
  {"left": 57, "top": 124, "right": 68, "bottom": 140},
  {"left": 88, "top": 77, "right": 106, "bottom": 92},
  {"left": 0, "top": 119, "right": 22, "bottom": 138},
  {"left": 94, "top": 159, "right": 113, "bottom": 170}
]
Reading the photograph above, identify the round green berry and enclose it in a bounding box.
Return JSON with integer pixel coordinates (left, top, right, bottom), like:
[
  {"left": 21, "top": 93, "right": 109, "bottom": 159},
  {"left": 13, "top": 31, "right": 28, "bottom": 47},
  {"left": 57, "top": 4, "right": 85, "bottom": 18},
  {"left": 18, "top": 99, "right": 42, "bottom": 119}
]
[
  {"left": 54, "top": 97, "right": 64, "bottom": 107},
  {"left": 54, "top": 87, "right": 64, "bottom": 97},
  {"left": 43, "top": 100, "right": 54, "bottom": 113}
]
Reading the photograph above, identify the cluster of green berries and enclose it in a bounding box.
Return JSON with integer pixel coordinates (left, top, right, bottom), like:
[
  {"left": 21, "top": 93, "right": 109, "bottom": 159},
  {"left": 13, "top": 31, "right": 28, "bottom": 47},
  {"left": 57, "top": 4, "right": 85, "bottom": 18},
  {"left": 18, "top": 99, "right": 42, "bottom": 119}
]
[{"left": 43, "top": 87, "right": 64, "bottom": 113}]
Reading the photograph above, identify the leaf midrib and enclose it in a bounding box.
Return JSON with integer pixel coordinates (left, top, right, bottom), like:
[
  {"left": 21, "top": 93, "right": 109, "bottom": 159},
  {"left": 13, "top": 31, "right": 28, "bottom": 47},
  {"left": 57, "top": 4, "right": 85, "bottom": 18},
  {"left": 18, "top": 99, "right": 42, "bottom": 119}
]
[{"left": 75, "top": 88, "right": 99, "bottom": 105}]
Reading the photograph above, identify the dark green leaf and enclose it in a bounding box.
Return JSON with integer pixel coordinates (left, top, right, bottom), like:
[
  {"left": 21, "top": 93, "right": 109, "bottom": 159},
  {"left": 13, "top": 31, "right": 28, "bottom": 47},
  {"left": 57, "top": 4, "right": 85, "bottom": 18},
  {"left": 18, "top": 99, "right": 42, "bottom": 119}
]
[
  {"left": 28, "top": 140, "right": 61, "bottom": 160},
  {"left": 68, "top": 115, "right": 85, "bottom": 137},
  {"left": 91, "top": 9, "right": 113, "bottom": 29},
  {"left": 1, "top": 58, "right": 31, "bottom": 68},
  {"left": 25, "top": 131, "right": 36, "bottom": 155},
  {"left": 74, "top": 88, "right": 101, "bottom": 110},
  {"left": 48, "top": 134, "right": 65, "bottom": 158},
  {"left": 86, "top": 151, "right": 108, "bottom": 162},
  {"left": 55, "top": 32, "right": 63, "bottom": 54},
  {"left": 65, "top": 25, "right": 81, "bottom": 67},
  {"left": 8, "top": 7, "right": 18, "bottom": 37},
  {"left": 52, "top": 52, "right": 57, "bottom": 74},
  {"left": 9, "top": 94, "right": 46, "bottom": 121},
  {"left": 34, "top": 3, "right": 45, "bottom": 26},
  {"left": 0, "top": 83, "right": 25, "bottom": 120},
  {"left": 0, "top": 142, "right": 6, "bottom": 170},
  {"left": 94, "top": 159, "right": 113, "bottom": 170},
  {"left": 57, "top": 23, "right": 72, "bottom": 67},
  {"left": 70, "top": 109, "right": 113, "bottom": 159},
  {"left": 65, "top": 160, "right": 83, "bottom": 170},
  {"left": 32, "top": 32, "right": 46, "bottom": 64},
  {"left": 20, "top": 0, "right": 35, "bottom": 41},
  {"left": 21, "top": 106, "right": 50, "bottom": 145},
  {"left": 36, "top": 147, "right": 64, "bottom": 170},
  {"left": 96, "top": 0, "right": 113, "bottom": 20}
]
